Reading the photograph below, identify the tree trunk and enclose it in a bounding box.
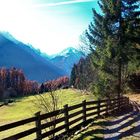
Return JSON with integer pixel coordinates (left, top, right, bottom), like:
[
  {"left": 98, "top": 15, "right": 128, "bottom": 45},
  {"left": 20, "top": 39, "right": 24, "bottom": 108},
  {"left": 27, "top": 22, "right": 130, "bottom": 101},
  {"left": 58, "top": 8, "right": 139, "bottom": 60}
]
[
  {"left": 118, "top": 58, "right": 122, "bottom": 98},
  {"left": 118, "top": 0, "right": 123, "bottom": 98}
]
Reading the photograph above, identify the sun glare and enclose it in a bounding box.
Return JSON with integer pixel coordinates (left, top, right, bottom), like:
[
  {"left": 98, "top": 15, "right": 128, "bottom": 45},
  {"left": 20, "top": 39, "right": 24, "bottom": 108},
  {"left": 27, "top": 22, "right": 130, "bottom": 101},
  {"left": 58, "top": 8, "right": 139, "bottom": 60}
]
[{"left": 0, "top": 0, "right": 96, "bottom": 54}]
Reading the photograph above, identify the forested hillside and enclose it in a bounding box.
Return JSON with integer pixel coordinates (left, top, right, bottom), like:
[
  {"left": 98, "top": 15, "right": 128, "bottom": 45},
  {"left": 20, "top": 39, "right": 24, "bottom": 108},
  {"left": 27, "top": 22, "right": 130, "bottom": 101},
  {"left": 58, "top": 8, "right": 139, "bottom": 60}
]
[{"left": 0, "top": 67, "right": 69, "bottom": 100}]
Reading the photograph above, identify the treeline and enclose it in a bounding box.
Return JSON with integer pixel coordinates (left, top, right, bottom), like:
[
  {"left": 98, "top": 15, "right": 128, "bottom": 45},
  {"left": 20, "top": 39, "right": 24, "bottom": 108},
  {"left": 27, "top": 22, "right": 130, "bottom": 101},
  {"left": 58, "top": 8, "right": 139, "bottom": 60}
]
[
  {"left": 70, "top": 0, "right": 140, "bottom": 98},
  {"left": 0, "top": 67, "right": 69, "bottom": 99},
  {"left": 40, "top": 76, "right": 69, "bottom": 93},
  {"left": 70, "top": 56, "right": 96, "bottom": 90}
]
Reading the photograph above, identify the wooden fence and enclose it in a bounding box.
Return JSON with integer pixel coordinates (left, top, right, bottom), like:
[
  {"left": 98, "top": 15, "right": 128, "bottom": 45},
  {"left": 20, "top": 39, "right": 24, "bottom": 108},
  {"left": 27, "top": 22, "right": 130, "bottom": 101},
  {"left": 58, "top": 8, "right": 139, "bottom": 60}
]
[{"left": 0, "top": 97, "right": 129, "bottom": 140}]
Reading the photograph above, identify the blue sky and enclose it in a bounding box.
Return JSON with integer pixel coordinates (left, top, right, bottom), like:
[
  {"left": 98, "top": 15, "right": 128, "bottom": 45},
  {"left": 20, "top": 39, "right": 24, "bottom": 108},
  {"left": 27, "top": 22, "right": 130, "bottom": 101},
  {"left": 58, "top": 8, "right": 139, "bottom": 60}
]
[{"left": 0, "top": 0, "right": 99, "bottom": 55}]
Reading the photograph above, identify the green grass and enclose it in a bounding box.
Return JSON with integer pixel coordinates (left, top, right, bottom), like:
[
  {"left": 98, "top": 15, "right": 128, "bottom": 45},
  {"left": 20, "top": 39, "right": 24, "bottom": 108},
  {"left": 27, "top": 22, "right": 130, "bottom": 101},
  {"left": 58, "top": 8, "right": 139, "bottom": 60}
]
[
  {"left": 0, "top": 89, "right": 94, "bottom": 125},
  {"left": 71, "top": 119, "right": 105, "bottom": 140},
  {"left": 0, "top": 89, "right": 95, "bottom": 139}
]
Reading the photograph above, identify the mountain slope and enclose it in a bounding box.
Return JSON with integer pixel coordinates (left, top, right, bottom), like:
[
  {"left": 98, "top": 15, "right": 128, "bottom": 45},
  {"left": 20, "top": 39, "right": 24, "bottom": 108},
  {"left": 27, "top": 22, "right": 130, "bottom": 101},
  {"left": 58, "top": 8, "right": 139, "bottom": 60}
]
[
  {"left": 50, "top": 47, "right": 85, "bottom": 75},
  {"left": 0, "top": 32, "right": 66, "bottom": 82}
]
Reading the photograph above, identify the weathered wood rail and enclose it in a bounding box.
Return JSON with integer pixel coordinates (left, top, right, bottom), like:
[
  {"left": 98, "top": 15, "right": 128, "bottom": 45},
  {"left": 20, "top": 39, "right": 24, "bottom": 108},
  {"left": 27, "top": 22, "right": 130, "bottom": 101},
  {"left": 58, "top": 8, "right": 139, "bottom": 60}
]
[{"left": 0, "top": 97, "right": 129, "bottom": 140}]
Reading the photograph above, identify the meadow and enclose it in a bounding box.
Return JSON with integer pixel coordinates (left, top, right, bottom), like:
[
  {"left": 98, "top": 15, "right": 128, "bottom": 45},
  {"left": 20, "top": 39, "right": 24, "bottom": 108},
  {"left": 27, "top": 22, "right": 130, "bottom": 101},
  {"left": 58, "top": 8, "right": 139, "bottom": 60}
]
[
  {"left": 1, "top": 89, "right": 137, "bottom": 140},
  {"left": 0, "top": 89, "right": 94, "bottom": 126},
  {"left": 0, "top": 89, "right": 96, "bottom": 139}
]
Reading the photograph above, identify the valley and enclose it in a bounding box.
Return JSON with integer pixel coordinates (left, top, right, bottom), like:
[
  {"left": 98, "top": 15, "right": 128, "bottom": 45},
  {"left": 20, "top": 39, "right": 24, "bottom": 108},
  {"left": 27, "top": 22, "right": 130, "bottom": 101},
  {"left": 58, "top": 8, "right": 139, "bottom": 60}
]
[{"left": 0, "top": 32, "right": 84, "bottom": 82}]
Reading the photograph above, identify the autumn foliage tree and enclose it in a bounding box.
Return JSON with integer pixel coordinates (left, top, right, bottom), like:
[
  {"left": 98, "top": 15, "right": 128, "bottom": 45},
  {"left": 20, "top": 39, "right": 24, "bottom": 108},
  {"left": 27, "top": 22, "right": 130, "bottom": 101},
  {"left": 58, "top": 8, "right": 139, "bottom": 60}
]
[
  {"left": 0, "top": 67, "right": 39, "bottom": 99},
  {"left": 0, "top": 67, "right": 69, "bottom": 100},
  {"left": 41, "top": 76, "right": 69, "bottom": 92}
]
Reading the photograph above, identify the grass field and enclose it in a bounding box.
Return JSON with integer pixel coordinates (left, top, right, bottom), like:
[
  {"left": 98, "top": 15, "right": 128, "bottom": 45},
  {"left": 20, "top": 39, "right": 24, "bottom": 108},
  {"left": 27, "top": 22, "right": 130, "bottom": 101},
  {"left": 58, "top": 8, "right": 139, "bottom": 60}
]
[
  {"left": 71, "top": 119, "right": 105, "bottom": 140},
  {"left": 0, "top": 89, "right": 95, "bottom": 139},
  {"left": 0, "top": 89, "right": 94, "bottom": 125},
  {"left": 1, "top": 90, "right": 138, "bottom": 139}
]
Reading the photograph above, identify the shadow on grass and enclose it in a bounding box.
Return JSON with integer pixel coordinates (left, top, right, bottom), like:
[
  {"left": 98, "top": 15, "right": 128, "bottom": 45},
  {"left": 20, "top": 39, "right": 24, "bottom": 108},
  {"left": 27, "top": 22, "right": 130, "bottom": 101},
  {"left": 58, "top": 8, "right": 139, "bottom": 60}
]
[
  {"left": 75, "top": 131, "right": 103, "bottom": 140},
  {"left": 73, "top": 120, "right": 105, "bottom": 140}
]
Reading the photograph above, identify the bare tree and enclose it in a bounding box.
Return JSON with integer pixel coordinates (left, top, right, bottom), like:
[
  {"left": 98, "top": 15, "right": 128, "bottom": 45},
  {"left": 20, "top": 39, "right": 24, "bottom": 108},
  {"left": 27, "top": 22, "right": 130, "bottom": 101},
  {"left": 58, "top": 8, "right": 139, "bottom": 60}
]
[
  {"left": 34, "top": 90, "right": 62, "bottom": 139},
  {"left": 79, "top": 32, "right": 91, "bottom": 55}
]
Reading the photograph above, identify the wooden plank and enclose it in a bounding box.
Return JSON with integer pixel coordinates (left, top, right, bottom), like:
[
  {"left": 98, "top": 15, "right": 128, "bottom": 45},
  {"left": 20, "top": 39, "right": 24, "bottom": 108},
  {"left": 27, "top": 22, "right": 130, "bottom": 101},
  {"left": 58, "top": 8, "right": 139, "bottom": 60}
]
[
  {"left": 120, "top": 102, "right": 126, "bottom": 107},
  {"left": 40, "top": 109, "right": 64, "bottom": 120},
  {"left": 69, "top": 116, "right": 83, "bottom": 126},
  {"left": 0, "top": 117, "right": 37, "bottom": 132},
  {"left": 100, "top": 104, "right": 107, "bottom": 108},
  {"left": 69, "top": 121, "right": 83, "bottom": 131},
  {"left": 100, "top": 108, "right": 106, "bottom": 113},
  {"left": 100, "top": 99, "right": 108, "bottom": 103},
  {"left": 86, "top": 106, "right": 98, "bottom": 112},
  {"left": 68, "top": 103, "right": 83, "bottom": 111},
  {"left": 86, "top": 111, "right": 98, "bottom": 118},
  {"left": 110, "top": 104, "right": 119, "bottom": 108},
  {"left": 110, "top": 98, "right": 118, "bottom": 102},
  {"left": 3, "top": 127, "right": 37, "bottom": 140},
  {"left": 86, "top": 100, "right": 98, "bottom": 105},
  {"left": 41, "top": 117, "right": 65, "bottom": 130},
  {"left": 69, "top": 110, "right": 83, "bottom": 119},
  {"left": 41, "top": 124, "right": 66, "bottom": 139}
]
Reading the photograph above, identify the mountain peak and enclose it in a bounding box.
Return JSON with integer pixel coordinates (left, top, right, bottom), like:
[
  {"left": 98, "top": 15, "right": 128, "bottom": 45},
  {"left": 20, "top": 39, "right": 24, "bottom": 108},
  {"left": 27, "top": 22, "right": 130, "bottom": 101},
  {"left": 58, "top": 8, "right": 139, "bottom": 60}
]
[
  {"left": 60, "top": 47, "right": 79, "bottom": 56},
  {"left": 50, "top": 47, "right": 85, "bottom": 75},
  {"left": 50, "top": 47, "right": 84, "bottom": 58}
]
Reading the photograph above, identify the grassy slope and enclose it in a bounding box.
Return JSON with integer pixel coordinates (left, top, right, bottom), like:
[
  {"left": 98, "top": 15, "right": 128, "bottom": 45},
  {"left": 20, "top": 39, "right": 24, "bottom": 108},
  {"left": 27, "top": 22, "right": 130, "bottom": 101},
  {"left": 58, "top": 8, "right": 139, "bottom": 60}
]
[
  {"left": 71, "top": 119, "right": 105, "bottom": 140},
  {"left": 0, "top": 89, "right": 95, "bottom": 139},
  {"left": 1, "top": 90, "right": 138, "bottom": 139},
  {"left": 0, "top": 89, "right": 94, "bottom": 125}
]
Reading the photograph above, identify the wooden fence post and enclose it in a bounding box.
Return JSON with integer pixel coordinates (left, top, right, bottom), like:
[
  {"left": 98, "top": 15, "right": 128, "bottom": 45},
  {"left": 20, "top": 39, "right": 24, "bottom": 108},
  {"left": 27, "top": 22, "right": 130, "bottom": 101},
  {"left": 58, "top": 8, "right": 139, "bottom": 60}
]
[
  {"left": 125, "top": 97, "right": 129, "bottom": 107},
  {"left": 82, "top": 100, "right": 86, "bottom": 125},
  {"left": 97, "top": 99, "right": 101, "bottom": 117},
  {"left": 64, "top": 104, "right": 69, "bottom": 133},
  {"left": 106, "top": 99, "right": 109, "bottom": 115},
  {"left": 35, "top": 111, "right": 42, "bottom": 140},
  {"left": 112, "top": 99, "right": 116, "bottom": 113},
  {"left": 127, "top": 97, "right": 129, "bottom": 105},
  {"left": 108, "top": 99, "right": 111, "bottom": 115},
  {"left": 118, "top": 97, "right": 120, "bottom": 111}
]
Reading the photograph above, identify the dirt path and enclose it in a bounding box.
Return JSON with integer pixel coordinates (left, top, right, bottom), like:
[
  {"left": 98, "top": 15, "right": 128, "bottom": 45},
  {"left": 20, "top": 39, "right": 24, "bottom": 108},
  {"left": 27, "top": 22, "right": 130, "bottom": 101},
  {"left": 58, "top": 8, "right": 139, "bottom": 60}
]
[{"left": 104, "top": 101, "right": 140, "bottom": 140}]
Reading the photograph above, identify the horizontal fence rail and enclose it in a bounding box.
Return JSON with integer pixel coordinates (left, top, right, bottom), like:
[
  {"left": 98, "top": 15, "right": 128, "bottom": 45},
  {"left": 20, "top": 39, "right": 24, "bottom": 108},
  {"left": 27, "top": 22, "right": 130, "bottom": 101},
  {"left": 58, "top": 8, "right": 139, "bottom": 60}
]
[{"left": 0, "top": 96, "right": 129, "bottom": 140}]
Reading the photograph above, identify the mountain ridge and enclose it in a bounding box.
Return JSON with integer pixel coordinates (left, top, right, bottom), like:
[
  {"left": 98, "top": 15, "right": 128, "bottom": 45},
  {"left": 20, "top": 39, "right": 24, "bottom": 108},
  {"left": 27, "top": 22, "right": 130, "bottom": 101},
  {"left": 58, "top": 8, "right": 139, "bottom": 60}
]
[
  {"left": 0, "top": 32, "right": 66, "bottom": 82},
  {"left": 50, "top": 47, "right": 85, "bottom": 75},
  {"left": 0, "top": 32, "right": 85, "bottom": 81}
]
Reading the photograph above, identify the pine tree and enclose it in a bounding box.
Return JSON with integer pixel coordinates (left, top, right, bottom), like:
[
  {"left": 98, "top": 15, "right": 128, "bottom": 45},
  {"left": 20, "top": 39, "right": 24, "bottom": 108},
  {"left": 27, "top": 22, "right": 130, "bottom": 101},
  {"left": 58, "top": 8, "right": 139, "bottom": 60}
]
[
  {"left": 70, "top": 64, "right": 77, "bottom": 87},
  {"left": 86, "top": 0, "right": 140, "bottom": 98},
  {"left": 70, "top": 55, "right": 97, "bottom": 90}
]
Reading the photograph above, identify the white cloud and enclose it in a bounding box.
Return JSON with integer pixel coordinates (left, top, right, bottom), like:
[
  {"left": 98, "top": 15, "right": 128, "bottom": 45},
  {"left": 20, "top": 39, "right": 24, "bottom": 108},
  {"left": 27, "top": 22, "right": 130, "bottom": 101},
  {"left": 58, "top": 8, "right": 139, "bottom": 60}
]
[{"left": 33, "top": 0, "right": 94, "bottom": 8}]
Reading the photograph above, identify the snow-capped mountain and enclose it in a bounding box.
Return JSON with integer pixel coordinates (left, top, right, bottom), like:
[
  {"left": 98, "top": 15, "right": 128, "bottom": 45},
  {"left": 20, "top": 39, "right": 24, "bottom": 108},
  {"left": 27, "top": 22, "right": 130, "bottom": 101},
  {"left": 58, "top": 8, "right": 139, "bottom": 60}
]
[
  {"left": 50, "top": 47, "right": 85, "bottom": 75},
  {"left": 0, "top": 32, "right": 66, "bottom": 82}
]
